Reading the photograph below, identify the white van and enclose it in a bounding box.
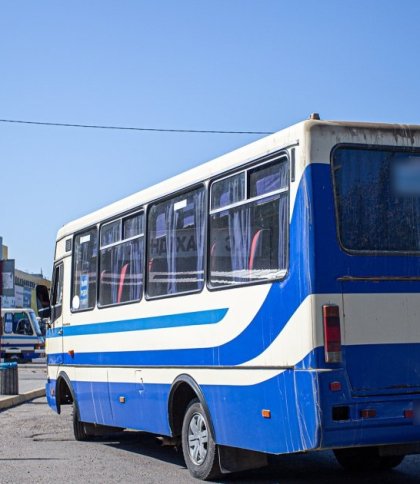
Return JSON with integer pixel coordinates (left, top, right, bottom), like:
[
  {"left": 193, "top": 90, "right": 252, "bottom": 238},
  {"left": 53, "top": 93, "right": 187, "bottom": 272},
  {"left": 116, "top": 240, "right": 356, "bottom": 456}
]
[{"left": 1, "top": 308, "right": 45, "bottom": 362}]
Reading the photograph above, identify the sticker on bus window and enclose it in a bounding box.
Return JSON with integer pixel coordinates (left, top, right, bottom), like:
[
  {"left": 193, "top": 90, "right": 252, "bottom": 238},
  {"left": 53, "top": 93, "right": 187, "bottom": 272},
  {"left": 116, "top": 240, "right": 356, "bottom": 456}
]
[
  {"left": 80, "top": 234, "right": 91, "bottom": 244},
  {"left": 174, "top": 199, "right": 187, "bottom": 211},
  {"left": 79, "top": 274, "right": 89, "bottom": 308}
]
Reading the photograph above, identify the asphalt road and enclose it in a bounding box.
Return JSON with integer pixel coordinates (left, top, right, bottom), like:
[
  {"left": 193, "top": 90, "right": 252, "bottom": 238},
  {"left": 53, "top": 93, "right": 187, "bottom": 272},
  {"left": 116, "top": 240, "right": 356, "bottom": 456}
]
[{"left": 1, "top": 397, "right": 420, "bottom": 484}]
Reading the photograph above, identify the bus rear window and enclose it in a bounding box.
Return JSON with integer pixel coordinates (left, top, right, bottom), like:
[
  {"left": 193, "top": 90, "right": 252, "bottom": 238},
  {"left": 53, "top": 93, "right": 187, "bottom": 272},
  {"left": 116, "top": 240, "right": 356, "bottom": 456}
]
[{"left": 332, "top": 147, "right": 420, "bottom": 253}]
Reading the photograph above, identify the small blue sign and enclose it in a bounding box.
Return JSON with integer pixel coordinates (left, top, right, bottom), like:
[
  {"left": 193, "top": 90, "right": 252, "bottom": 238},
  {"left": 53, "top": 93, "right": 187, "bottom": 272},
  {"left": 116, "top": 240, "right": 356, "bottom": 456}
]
[{"left": 80, "top": 274, "right": 89, "bottom": 308}]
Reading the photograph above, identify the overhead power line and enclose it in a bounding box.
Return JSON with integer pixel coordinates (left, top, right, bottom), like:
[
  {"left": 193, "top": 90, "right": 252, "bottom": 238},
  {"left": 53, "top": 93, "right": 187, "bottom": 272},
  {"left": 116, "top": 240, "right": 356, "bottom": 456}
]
[{"left": 0, "top": 118, "right": 273, "bottom": 135}]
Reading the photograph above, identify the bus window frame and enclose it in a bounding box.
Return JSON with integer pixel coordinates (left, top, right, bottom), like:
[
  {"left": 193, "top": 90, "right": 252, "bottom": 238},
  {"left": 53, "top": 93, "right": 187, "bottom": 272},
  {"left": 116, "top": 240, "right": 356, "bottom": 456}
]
[
  {"left": 50, "top": 262, "right": 64, "bottom": 322},
  {"left": 331, "top": 142, "right": 420, "bottom": 256},
  {"left": 206, "top": 152, "right": 290, "bottom": 292},
  {"left": 145, "top": 183, "right": 207, "bottom": 301},
  {"left": 97, "top": 209, "right": 145, "bottom": 309},
  {"left": 70, "top": 225, "right": 99, "bottom": 314}
]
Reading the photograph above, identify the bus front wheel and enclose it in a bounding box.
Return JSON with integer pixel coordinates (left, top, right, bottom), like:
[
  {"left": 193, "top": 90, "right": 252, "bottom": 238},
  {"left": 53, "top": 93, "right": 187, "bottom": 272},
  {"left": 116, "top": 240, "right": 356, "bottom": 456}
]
[
  {"left": 181, "top": 399, "right": 221, "bottom": 480},
  {"left": 73, "top": 404, "right": 95, "bottom": 441},
  {"left": 334, "top": 447, "right": 405, "bottom": 472}
]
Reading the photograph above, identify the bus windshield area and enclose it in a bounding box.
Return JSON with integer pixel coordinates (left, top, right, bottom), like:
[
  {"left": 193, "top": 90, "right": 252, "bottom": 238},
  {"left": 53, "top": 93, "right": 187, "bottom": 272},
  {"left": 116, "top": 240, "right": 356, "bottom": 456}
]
[
  {"left": 332, "top": 146, "right": 420, "bottom": 253},
  {"left": 29, "top": 310, "right": 43, "bottom": 336}
]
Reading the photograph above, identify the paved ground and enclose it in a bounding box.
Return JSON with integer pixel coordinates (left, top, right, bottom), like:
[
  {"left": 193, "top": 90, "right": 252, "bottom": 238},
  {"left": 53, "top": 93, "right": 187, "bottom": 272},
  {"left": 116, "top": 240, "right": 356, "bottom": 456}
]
[
  {"left": 1, "top": 396, "right": 420, "bottom": 483},
  {"left": 0, "top": 362, "right": 46, "bottom": 409},
  {"left": 1, "top": 363, "right": 420, "bottom": 482}
]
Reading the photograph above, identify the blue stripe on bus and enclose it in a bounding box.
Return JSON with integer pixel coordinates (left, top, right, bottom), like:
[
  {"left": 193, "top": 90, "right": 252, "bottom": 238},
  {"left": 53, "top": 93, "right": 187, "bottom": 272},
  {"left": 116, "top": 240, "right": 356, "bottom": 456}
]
[
  {"left": 47, "top": 308, "right": 228, "bottom": 339},
  {"left": 47, "top": 163, "right": 420, "bottom": 367}
]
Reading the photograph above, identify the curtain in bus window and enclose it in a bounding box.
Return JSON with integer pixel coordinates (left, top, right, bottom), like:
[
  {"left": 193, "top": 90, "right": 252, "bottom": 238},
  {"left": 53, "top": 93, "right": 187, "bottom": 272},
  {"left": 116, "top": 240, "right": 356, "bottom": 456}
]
[
  {"left": 333, "top": 148, "right": 420, "bottom": 252},
  {"left": 229, "top": 207, "right": 252, "bottom": 283},
  {"left": 211, "top": 172, "right": 245, "bottom": 210},
  {"left": 99, "top": 238, "right": 143, "bottom": 306},
  {"left": 123, "top": 214, "right": 143, "bottom": 239},
  {"left": 210, "top": 196, "right": 287, "bottom": 286},
  {"left": 165, "top": 198, "right": 179, "bottom": 295},
  {"left": 101, "top": 220, "right": 121, "bottom": 247},
  {"left": 249, "top": 160, "right": 288, "bottom": 197},
  {"left": 147, "top": 187, "right": 205, "bottom": 297},
  {"left": 194, "top": 189, "right": 205, "bottom": 289},
  {"left": 209, "top": 159, "right": 288, "bottom": 287}
]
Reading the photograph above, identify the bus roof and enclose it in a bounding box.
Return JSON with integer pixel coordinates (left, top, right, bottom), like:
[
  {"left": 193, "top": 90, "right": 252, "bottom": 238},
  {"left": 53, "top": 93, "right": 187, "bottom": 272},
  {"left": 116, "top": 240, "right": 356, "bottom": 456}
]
[{"left": 56, "top": 118, "right": 420, "bottom": 240}]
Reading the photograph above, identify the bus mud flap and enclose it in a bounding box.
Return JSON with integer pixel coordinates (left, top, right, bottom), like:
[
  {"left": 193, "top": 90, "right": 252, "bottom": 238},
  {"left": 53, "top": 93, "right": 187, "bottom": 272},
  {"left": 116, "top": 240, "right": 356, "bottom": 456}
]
[{"left": 218, "top": 445, "right": 268, "bottom": 474}]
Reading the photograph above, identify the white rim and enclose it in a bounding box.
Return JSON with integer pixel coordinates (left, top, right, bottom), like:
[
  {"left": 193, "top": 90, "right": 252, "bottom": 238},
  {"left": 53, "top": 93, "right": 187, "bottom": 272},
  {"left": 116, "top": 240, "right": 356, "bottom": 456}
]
[{"left": 187, "top": 412, "right": 209, "bottom": 465}]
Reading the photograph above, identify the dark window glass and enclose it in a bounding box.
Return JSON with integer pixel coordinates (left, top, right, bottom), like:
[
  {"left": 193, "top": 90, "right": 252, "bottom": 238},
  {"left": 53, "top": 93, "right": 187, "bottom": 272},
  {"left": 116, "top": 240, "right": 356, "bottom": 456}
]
[
  {"left": 9, "top": 312, "right": 34, "bottom": 335},
  {"left": 99, "top": 213, "right": 144, "bottom": 306},
  {"left": 72, "top": 228, "right": 98, "bottom": 311},
  {"left": 51, "top": 263, "right": 63, "bottom": 321},
  {"left": 209, "top": 158, "right": 288, "bottom": 287},
  {"left": 249, "top": 160, "right": 288, "bottom": 197},
  {"left": 3, "top": 313, "right": 13, "bottom": 334},
  {"left": 147, "top": 187, "right": 205, "bottom": 297},
  {"left": 123, "top": 213, "right": 143, "bottom": 238},
  {"left": 101, "top": 220, "right": 121, "bottom": 247},
  {"left": 333, "top": 147, "right": 420, "bottom": 252},
  {"left": 211, "top": 172, "right": 245, "bottom": 210}
]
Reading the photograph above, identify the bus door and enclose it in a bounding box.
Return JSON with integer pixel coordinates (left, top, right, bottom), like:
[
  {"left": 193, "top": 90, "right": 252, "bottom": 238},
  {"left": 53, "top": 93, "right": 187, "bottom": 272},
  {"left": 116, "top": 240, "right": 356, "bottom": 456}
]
[
  {"left": 50, "top": 263, "right": 64, "bottom": 365},
  {"left": 341, "top": 283, "right": 420, "bottom": 397},
  {"left": 332, "top": 144, "right": 420, "bottom": 397}
]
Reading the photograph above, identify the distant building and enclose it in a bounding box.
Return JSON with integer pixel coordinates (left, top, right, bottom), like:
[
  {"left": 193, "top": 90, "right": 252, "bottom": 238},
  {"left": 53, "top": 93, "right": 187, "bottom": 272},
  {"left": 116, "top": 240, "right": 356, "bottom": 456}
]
[{"left": 1, "top": 238, "right": 51, "bottom": 314}]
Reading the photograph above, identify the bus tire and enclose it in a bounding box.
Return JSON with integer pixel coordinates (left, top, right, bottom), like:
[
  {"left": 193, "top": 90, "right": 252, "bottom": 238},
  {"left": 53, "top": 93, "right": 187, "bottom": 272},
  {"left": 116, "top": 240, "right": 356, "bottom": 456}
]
[
  {"left": 333, "top": 447, "right": 405, "bottom": 471},
  {"left": 73, "top": 404, "right": 94, "bottom": 441},
  {"left": 181, "top": 399, "right": 221, "bottom": 480}
]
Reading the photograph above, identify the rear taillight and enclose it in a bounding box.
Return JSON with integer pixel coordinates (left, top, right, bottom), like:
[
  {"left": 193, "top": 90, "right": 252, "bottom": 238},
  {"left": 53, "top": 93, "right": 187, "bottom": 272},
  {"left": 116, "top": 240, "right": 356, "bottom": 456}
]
[{"left": 322, "top": 304, "right": 342, "bottom": 363}]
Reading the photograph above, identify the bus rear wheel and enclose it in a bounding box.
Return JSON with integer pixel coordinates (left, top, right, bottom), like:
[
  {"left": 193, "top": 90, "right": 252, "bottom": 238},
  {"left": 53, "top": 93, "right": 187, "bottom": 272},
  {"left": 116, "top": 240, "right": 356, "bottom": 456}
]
[
  {"left": 181, "top": 399, "right": 221, "bottom": 480},
  {"left": 334, "top": 447, "right": 405, "bottom": 472}
]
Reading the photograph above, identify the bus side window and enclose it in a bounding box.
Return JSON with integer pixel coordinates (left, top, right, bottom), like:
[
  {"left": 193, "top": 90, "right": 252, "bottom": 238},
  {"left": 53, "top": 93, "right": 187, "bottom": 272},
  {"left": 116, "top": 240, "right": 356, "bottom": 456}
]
[
  {"left": 209, "top": 157, "right": 289, "bottom": 287},
  {"left": 72, "top": 228, "right": 98, "bottom": 311},
  {"left": 147, "top": 187, "right": 205, "bottom": 298},
  {"left": 98, "top": 213, "right": 144, "bottom": 307},
  {"left": 3, "top": 313, "right": 13, "bottom": 334},
  {"left": 51, "top": 263, "right": 64, "bottom": 321}
]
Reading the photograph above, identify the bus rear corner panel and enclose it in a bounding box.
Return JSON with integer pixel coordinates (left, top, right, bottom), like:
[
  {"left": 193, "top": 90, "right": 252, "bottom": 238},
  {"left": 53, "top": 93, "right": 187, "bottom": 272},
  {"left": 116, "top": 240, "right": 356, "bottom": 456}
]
[
  {"left": 317, "top": 368, "right": 420, "bottom": 453},
  {"left": 203, "top": 369, "right": 323, "bottom": 457}
]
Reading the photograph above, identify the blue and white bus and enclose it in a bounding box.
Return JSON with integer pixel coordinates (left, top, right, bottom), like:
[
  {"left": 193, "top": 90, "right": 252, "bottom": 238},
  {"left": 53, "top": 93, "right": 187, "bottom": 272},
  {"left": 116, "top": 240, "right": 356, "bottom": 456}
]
[
  {"left": 38, "top": 117, "right": 420, "bottom": 480},
  {"left": 1, "top": 308, "right": 45, "bottom": 362}
]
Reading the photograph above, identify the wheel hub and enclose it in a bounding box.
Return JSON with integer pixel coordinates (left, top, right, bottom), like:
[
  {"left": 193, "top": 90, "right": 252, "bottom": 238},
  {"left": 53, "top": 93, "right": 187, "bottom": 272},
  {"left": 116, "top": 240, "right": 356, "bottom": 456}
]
[{"left": 188, "top": 412, "right": 209, "bottom": 465}]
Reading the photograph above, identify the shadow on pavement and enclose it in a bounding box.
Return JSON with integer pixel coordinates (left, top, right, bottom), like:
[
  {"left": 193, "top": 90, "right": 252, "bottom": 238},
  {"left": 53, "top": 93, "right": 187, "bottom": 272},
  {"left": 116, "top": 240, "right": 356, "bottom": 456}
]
[{"left": 98, "top": 430, "right": 420, "bottom": 483}]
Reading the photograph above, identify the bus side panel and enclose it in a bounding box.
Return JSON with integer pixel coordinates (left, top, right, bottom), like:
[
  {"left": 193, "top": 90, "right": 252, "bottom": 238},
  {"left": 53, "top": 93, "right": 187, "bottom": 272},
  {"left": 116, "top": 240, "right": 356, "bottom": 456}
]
[
  {"left": 74, "top": 368, "right": 114, "bottom": 427},
  {"left": 47, "top": 369, "right": 321, "bottom": 454},
  {"left": 202, "top": 370, "right": 321, "bottom": 454},
  {"left": 72, "top": 380, "right": 172, "bottom": 434}
]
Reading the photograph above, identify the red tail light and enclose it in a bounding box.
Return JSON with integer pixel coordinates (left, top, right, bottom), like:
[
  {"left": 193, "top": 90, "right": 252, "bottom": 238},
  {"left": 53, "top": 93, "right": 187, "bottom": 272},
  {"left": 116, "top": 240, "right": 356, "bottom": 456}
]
[{"left": 323, "top": 305, "right": 342, "bottom": 363}]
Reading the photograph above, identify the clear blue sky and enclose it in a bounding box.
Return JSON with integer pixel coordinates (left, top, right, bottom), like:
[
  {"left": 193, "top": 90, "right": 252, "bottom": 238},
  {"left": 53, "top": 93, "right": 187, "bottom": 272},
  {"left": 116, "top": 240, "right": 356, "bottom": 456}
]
[{"left": 1, "top": 0, "right": 419, "bottom": 277}]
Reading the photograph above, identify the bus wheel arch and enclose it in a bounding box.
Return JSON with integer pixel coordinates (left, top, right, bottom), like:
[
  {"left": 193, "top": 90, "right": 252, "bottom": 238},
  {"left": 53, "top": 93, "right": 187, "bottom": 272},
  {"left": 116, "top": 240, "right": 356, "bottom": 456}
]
[
  {"left": 168, "top": 374, "right": 215, "bottom": 439},
  {"left": 168, "top": 375, "right": 221, "bottom": 480},
  {"left": 55, "top": 372, "right": 75, "bottom": 415}
]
